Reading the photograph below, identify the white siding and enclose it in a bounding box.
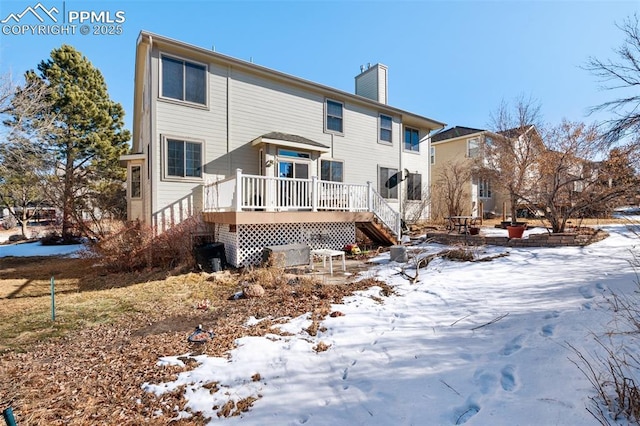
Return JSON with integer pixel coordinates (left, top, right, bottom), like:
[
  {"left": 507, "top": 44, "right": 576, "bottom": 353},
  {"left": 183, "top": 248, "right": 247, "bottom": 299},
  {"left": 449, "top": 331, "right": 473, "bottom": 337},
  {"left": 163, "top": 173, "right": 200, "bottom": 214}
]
[{"left": 141, "top": 42, "right": 436, "bottom": 225}]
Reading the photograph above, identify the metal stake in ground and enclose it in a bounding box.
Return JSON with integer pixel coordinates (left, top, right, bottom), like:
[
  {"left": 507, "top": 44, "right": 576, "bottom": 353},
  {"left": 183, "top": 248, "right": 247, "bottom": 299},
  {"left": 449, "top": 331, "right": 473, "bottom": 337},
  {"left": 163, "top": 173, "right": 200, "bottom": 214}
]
[{"left": 51, "top": 276, "right": 55, "bottom": 321}]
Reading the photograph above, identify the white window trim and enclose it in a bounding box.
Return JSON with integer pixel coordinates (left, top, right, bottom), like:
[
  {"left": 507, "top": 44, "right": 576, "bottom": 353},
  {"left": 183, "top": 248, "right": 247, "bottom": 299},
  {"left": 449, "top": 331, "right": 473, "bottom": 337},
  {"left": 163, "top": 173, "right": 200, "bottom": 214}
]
[
  {"left": 406, "top": 172, "right": 422, "bottom": 201},
  {"left": 478, "top": 178, "right": 492, "bottom": 199},
  {"left": 403, "top": 126, "right": 421, "bottom": 153},
  {"left": 161, "top": 135, "right": 205, "bottom": 183},
  {"left": 159, "top": 52, "right": 209, "bottom": 109},
  {"left": 319, "top": 158, "right": 345, "bottom": 182},
  {"left": 324, "top": 98, "right": 344, "bottom": 135},
  {"left": 467, "top": 137, "right": 480, "bottom": 158},
  {"left": 430, "top": 146, "right": 436, "bottom": 165},
  {"left": 378, "top": 165, "right": 399, "bottom": 201},
  {"left": 129, "top": 164, "right": 142, "bottom": 199},
  {"left": 378, "top": 114, "right": 393, "bottom": 145}
]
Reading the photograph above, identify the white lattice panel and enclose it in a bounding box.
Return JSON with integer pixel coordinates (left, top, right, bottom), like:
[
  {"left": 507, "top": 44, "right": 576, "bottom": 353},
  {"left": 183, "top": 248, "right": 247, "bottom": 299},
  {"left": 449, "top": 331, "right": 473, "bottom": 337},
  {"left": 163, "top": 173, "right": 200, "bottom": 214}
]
[
  {"left": 231, "top": 222, "right": 356, "bottom": 268},
  {"left": 216, "top": 224, "right": 238, "bottom": 268}
]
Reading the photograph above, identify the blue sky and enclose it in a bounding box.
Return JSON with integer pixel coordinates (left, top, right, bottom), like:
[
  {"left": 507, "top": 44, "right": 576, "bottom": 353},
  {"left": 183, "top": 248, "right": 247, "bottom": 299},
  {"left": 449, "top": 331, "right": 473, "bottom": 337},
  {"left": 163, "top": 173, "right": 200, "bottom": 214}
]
[{"left": 0, "top": 0, "right": 638, "bottom": 138}]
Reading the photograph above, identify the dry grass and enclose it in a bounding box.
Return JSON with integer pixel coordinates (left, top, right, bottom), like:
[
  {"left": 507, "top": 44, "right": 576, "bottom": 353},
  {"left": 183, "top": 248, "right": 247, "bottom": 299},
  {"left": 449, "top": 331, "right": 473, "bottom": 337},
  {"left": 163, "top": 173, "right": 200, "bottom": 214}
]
[{"left": 0, "top": 254, "right": 390, "bottom": 425}]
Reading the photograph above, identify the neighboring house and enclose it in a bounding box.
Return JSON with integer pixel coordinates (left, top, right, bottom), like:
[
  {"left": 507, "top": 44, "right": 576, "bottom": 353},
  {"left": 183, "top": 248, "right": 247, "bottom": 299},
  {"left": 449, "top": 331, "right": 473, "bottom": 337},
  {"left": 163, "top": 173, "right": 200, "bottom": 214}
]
[
  {"left": 120, "top": 31, "right": 445, "bottom": 267},
  {"left": 429, "top": 125, "right": 544, "bottom": 220},
  {"left": 430, "top": 126, "right": 503, "bottom": 219}
]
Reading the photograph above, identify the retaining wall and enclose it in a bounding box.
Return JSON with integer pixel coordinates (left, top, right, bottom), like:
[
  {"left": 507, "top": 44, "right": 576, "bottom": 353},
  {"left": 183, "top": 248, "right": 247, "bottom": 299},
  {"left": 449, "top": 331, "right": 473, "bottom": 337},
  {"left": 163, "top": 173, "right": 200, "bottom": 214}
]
[{"left": 426, "top": 229, "right": 609, "bottom": 248}]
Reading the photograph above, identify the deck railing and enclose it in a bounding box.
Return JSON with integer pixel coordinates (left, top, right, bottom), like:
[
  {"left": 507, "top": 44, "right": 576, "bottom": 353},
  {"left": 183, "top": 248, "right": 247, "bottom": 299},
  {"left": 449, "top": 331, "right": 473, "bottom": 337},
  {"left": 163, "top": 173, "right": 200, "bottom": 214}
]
[{"left": 204, "top": 169, "right": 401, "bottom": 237}]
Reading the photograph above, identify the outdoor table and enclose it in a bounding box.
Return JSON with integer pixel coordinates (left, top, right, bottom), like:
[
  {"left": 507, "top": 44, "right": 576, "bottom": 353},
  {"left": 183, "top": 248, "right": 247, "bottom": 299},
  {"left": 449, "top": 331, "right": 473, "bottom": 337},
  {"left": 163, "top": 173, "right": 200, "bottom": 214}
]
[
  {"left": 310, "top": 249, "right": 346, "bottom": 275},
  {"left": 445, "top": 216, "right": 478, "bottom": 234}
]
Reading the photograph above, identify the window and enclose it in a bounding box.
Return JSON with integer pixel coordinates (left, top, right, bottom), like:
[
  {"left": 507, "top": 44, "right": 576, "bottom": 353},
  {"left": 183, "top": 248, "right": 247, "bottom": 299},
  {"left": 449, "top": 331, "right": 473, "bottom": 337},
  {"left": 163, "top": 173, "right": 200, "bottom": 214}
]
[
  {"left": 131, "top": 165, "right": 141, "bottom": 198},
  {"left": 467, "top": 138, "right": 480, "bottom": 158},
  {"left": 320, "top": 160, "right": 344, "bottom": 182},
  {"left": 326, "top": 99, "right": 343, "bottom": 133},
  {"left": 430, "top": 146, "right": 436, "bottom": 165},
  {"left": 166, "top": 138, "right": 202, "bottom": 178},
  {"left": 404, "top": 127, "right": 420, "bottom": 152},
  {"left": 379, "top": 166, "right": 399, "bottom": 199},
  {"left": 379, "top": 114, "right": 392, "bottom": 143},
  {"left": 478, "top": 178, "right": 492, "bottom": 198},
  {"left": 278, "top": 149, "right": 310, "bottom": 159},
  {"left": 161, "top": 56, "right": 206, "bottom": 105},
  {"left": 406, "top": 173, "right": 422, "bottom": 201}
]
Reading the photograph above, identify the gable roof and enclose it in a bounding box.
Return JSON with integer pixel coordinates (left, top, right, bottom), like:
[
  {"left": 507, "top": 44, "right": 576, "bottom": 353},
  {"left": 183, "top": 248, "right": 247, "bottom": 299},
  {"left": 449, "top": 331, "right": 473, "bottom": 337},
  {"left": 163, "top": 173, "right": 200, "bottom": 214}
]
[
  {"left": 251, "top": 132, "right": 330, "bottom": 152},
  {"left": 431, "top": 126, "right": 486, "bottom": 143}
]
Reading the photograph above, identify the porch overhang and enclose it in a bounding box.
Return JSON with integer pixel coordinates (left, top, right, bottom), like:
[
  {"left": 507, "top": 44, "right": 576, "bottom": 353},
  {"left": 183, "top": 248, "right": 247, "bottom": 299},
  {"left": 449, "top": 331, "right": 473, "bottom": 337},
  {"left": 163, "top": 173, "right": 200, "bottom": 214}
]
[
  {"left": 251, "top": 132, "right": 330, "bottom": 153},
  {"left": 119, "top": 153, "right": 146, "bottom": 167}
]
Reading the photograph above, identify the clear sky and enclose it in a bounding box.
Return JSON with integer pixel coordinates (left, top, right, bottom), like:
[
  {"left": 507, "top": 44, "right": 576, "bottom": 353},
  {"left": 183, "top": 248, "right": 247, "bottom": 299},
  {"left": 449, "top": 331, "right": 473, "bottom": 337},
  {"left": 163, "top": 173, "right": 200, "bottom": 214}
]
[{"left": 0, "top": 0, "right": 638, "bottom": 138}]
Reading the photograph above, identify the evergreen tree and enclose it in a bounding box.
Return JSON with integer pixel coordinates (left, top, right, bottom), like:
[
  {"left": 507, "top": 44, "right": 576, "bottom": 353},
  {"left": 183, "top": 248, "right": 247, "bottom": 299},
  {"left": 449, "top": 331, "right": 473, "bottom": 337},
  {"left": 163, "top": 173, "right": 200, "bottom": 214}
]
[{"left": 34, "top": 45, "right": 130, "bottom": 240}]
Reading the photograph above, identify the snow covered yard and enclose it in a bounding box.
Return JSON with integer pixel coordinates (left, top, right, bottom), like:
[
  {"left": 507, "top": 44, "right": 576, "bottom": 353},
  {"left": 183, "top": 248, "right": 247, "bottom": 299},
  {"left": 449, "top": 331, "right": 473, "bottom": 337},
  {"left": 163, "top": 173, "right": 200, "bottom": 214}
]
[{"left": 144, "top": 223, "right": 640, "bottom": 425}]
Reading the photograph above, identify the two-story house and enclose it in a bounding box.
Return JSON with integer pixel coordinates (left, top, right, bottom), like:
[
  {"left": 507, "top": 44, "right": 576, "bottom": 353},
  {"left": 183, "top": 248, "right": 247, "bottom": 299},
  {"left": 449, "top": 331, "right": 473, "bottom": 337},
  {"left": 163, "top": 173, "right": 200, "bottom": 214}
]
[
  {"left": 430, "top": 125, "right": 544, "bottom": 222},
  {"left": 120, "top": 31, "right": 445, "bottom": 267}
]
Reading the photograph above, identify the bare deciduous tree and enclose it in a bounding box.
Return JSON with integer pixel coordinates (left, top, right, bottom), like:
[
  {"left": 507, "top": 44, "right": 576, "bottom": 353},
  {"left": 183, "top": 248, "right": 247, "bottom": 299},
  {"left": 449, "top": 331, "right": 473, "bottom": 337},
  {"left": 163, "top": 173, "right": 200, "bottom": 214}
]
[
  {"left": 435, "top": 160, "right": 472, "bottom": 219},
  {"left": 0, "top": 73, "right": 55, "bottom": 237},
  {"left": 485, "top": 95, "right": 545, "bottom": 225}
]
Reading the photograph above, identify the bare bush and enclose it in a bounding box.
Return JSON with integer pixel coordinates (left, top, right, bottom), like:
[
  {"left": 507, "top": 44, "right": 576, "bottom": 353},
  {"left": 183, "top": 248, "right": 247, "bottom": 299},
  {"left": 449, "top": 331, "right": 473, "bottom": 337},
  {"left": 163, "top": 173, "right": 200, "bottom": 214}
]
[{"left": 85, "top": 217, "right": 203, "bottom": 273}]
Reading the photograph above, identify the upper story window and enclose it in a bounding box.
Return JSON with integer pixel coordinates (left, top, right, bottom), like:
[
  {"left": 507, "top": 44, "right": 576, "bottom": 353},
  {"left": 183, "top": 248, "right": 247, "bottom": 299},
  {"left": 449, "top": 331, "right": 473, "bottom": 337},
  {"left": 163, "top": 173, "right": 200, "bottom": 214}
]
[
  {"left": 321, "top": 159, "right": 344, "bottom": 182},
  {"left": 325, "top": 99, "right": 344, "bottom": 133},
  {"left": 166, "top": 138, "right": 202, "bottom": 178},
  {"left": 430, "top": 146, "right": 436, "bottom": 165},
  {"left": 161, "top": 55, "right": 207, "bottom": 105},
  {"left": 379, "top": 114, "right": 393, "bottom": 143},
  {"left": 406, "top": 173, "right": 422, "bottom": 201},
  {"left": 467, "top": 137, "right": 480, "bottom": 158},
  {"left": 404, "top": 127, "right": 420, "bottom": 152}
]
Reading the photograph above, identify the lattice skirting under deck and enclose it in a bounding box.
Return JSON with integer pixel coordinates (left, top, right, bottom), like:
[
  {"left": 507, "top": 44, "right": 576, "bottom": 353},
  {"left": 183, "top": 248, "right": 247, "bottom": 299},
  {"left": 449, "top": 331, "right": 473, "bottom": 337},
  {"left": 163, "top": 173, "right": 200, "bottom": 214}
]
[{"left": 216, "top": 222, "right": 356, "bottom": 268}]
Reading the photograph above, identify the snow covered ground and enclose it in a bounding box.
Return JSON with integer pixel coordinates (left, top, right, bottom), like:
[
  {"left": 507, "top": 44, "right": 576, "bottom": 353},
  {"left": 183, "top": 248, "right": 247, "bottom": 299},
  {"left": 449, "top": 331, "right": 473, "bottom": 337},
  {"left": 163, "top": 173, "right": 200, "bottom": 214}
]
[{"left": 144, "top": 222, "right": 640, "bottom": 425}]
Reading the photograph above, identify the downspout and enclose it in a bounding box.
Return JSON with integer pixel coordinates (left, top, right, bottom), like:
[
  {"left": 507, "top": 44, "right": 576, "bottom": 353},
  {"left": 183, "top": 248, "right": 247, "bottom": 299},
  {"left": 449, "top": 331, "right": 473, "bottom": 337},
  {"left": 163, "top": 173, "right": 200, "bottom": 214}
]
[
  {"left": 227, "top": 65, "right": 231, "bottom": 175},
  {"left": 398, "top": 119, "right": 403, "bottom": 225},
  {"left": 147, "top": 35, "right": 154, "bottom": 226}
]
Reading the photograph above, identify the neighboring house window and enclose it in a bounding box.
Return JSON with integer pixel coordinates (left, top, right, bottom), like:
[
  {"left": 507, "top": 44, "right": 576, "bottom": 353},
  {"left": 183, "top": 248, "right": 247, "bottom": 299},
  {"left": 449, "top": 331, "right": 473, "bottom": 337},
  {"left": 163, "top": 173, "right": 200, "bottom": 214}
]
[
  {"left": 379, "top": 166, "right": 399, "bottom": 199},
  {"left": 161, "top": 56, "right": 207, "bottom": 105},
  {"left": 467, "top": 137, "right": 480, "bottom": 158},
  {"left": 478, "top": 178, "right": 492, "bottom": 198},
  {"left": 321, "top": 159, "right": 344, "bottom": 182},
  {"left": 404, "top": 127, "right": 420, "bottom": 152},
  {"left": 131, "top": 165, "right": 141, "bottom": 198},
  {"left": 166, "top": 138, "right": 202, "bottom": 178},
  {"left": 406, "top": 173, "right": 422, "bottom": 201},
  {"left": 430, "top": 146, "right": 436, "bottom": 165},
  {"left": 379, "top": 114, "right": 392, "bottom": 143},
  {"left": 326, "top": 99, "right": 343, "bottom": 133}
]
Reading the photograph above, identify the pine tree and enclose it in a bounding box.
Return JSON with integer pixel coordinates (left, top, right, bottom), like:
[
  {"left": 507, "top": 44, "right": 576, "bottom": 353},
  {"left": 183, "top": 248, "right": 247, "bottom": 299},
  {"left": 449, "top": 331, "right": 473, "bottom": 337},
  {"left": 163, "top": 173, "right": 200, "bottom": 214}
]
[{"left": 34, "top": 45, "right": 130, "bottom": 240}]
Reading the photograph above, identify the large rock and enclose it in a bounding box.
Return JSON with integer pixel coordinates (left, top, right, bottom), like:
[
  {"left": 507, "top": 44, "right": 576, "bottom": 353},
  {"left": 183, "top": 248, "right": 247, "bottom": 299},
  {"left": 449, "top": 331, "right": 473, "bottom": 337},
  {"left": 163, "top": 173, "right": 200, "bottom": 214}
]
[{"left": 243, "top": 284, "right": 265, "bottom": 298}]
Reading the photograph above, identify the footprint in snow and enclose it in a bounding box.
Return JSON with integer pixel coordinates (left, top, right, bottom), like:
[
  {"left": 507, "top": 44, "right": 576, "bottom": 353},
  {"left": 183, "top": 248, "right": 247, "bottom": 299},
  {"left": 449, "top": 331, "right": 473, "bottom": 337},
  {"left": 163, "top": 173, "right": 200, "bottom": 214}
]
[
  {"left": 500, "top": 334, "right": 526, "bottom": 356},
  {"left": 500, "top": 365, "right": 517, "bottom": 392},
  {"left": 541, "top": 324, "right": 555, "bottom": 337},
  {"left": 455, "top": 404, "right": 480, "bottom": 425},
  {"left": 543, "top": 310, "right": 561, "bottom": 320},
  {"left": 579, "top": 285, "right": 596, "bottom": 299},
  {"left": 473, "top": 369, "right": 498, "bottom": 395}
]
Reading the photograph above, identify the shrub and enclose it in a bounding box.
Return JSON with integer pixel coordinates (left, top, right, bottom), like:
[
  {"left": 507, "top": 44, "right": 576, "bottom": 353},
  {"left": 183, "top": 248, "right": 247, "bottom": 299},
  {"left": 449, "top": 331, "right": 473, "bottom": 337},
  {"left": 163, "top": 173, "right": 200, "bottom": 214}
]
[{"left": 85, "top": 217, "right": 204, "bottom": 273}]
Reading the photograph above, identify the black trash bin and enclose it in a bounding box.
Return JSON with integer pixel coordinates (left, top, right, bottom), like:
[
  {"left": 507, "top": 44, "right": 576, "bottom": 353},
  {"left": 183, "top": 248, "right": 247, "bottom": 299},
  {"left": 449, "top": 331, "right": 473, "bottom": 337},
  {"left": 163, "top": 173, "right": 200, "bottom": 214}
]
[{"left": 194, "top": 242, "right": 227, "bottom": 272}]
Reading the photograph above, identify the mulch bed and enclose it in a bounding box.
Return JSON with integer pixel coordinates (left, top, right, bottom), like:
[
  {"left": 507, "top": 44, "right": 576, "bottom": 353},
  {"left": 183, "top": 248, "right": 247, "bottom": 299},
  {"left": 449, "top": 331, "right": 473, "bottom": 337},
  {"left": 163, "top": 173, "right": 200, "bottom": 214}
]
[{"left": 0, "top": 271, "right": 390, "bottom": 425}]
